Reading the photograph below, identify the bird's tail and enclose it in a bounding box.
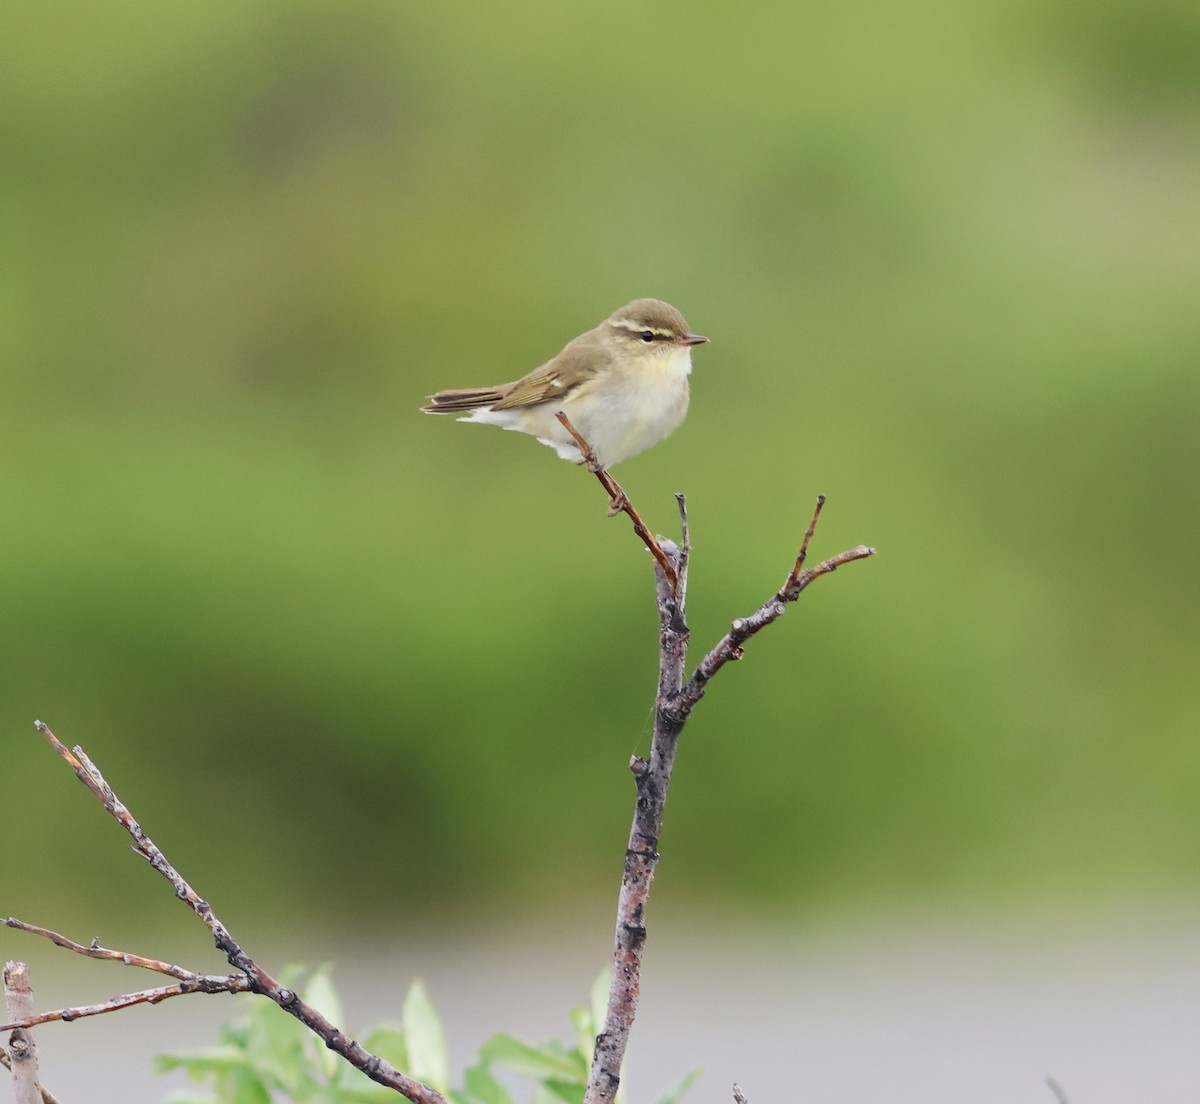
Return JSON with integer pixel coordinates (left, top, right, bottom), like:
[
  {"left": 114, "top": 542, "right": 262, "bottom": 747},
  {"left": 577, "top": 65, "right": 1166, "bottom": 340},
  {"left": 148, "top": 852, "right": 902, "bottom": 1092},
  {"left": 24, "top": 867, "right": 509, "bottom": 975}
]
[{"left": 420, "top": 386, "right": 509, "bottom": 414}]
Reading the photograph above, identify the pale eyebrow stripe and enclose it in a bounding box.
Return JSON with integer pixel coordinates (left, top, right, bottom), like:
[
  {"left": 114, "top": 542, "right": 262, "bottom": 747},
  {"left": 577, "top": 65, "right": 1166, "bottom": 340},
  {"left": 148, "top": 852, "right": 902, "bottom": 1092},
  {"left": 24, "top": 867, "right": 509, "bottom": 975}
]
[{"left": 610, "top": 319, "right": 673, "bottom": 337}]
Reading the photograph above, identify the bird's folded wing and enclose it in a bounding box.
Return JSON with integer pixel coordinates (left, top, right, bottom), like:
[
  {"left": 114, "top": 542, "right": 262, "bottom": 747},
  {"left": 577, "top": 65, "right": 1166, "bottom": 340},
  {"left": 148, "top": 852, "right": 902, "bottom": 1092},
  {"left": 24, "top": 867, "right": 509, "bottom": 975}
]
[{"left": 492, "top": 345, "right": 603, "bottom": 410}]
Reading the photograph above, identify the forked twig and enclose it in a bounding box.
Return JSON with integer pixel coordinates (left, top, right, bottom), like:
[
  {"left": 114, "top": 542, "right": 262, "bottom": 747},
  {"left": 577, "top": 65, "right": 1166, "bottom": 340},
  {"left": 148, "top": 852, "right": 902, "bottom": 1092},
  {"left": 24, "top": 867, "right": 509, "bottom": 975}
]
[
  {"left": 555, "top": 411, "right": 680, "bottom": 593},
  {"left": 1, "top": 975, "right": 251, "bottom": 1030},
  {"left": 0, "top": 919, "right": 253, "bottom": 1028},
  {"left": 4, "top": 919, "right": 206, "bottom": 980},
  {"left": 8, "top": 472, "right": 873, "bottom": 1104},
  {"left": 584, "top": 493, "right": 874, "bottom": 1103},
  {"left": 5, "top": 723, "right": 450, "bottom": 1104},
  {"left": 783, "top": 492, "right": 827, "bottom": 594},
  {"left": 674, "top": 496, "right": 874, "bottom": 710}
]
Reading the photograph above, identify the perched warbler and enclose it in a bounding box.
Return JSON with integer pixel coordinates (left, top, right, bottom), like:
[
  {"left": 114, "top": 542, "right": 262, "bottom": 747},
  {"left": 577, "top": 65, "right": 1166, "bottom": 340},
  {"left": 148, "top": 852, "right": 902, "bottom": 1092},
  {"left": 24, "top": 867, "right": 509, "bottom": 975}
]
[{"left": 421, "top": 298, "right": 706, "bottom": 471}]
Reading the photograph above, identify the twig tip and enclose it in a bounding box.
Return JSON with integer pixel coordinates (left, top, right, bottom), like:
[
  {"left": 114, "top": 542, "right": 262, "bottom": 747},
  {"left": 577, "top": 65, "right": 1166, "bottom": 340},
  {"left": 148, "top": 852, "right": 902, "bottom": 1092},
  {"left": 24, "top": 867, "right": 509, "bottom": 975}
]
[
  {"left": 34, "top": 719, "right": 48, "bottom": 732},
  {"left": 816, "top": 493, "right": 826, "bottom": 505}
]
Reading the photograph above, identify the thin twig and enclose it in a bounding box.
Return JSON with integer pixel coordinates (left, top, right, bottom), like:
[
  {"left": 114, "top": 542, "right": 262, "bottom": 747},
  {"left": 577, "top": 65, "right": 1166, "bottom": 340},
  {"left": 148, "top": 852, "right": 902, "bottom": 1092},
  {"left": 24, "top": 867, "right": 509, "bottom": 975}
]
[
  {"left": 676, "top": 542, "right": 876, "bottom": 705},
  {"left": 782, "top": 493, "right": 826, "bottom": 594},
  {"left": 4, "top": 918, "right": 196, "bottom": 979},
  {"left": 674, "top": 494, "right": 690, "bottom": 614},
  {"left": 732, "top": 1084, "right": 749, "bottom": 1104},
  {"left": 0, "top": 918, "right": 252, "bottom": 1030},
  {"left": 555, "top": 411, "right": 680, "bottom": 593},
  {"left": 1, "top": 975, "right": 251, "bottom": 1030},
  {"left": 583, "top": 494, "right": 874, "bottom": 1104},
  {"left": 13, "top": 486, "right": 872, "bottom": 1104},
  {"left": 673, "top": 497, "right": 875, "bottom": 716},
  {"left": 24, "top": 722, "right": 450, "bottom": 1104}
]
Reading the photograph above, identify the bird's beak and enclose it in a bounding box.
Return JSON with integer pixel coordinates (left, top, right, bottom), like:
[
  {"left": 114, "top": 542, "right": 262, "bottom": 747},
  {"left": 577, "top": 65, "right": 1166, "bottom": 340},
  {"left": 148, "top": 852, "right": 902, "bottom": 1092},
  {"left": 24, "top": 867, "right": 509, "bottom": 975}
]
[{"left": 682, "top": 333, "right": 709, "bottom": 346}]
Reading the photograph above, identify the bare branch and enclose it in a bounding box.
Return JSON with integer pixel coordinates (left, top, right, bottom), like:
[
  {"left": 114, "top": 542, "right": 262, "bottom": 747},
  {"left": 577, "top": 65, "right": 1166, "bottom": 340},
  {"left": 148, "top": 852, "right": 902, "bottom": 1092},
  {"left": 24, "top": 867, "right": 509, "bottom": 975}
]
[
  {"left": 27, "top": 721, "right": 450, "bottom": 1104},
  {"left": 3, "top": 918, "right": 194, "bottom": 980},
  {"left": 782, "top": 492, "right": 826, "bottom": 593},
  {"left": 586, "top": 545, "right": 690, "bottom": 1104},
  {"left": 0, "top": 918, "right": 252, "bottom": 1030},
  {"left": 1, "top": 975, "right": 250, "bottom": 1030},
  {"left": 732, "top": 1084, "right": 749, "bottom": 1104},
  {"left": 0, "top": 1049, "right": 59, "bottom": 1104},
  {"left": 16, "top": 481, "right": 871, "bottom": 1104},
  {"left": 584, "top": 494, "right": 873, "bottom": 1103},
  {"left": 555, "top": 412, "right": 680, "bottom": 593},
  {"left": 674, "top": 497, "right": 875, "bottom": 717},
  {"left": 673, "top": 494, "right": 690, "bottom": 611},
  {"left": 4, "top": 962, "right": 41, "bottom": 1104}
]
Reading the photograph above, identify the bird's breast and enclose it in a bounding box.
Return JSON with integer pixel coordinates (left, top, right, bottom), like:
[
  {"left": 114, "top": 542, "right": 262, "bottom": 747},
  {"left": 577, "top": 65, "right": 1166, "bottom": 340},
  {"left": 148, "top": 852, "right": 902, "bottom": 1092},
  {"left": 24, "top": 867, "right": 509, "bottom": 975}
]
[{"left": 571, "top": 346, "right": 693, "bottom": 467}]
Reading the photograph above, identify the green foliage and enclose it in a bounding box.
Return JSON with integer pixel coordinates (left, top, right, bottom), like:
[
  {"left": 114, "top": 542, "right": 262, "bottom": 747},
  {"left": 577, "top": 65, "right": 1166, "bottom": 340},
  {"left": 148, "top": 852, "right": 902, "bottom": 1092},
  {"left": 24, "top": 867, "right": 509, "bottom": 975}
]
[
  {"left": 5, "top": 0, "right": 1200, "bottom": 933},
  {"left": 155, "top": 969, "right": 696, "bottom": 1104}
]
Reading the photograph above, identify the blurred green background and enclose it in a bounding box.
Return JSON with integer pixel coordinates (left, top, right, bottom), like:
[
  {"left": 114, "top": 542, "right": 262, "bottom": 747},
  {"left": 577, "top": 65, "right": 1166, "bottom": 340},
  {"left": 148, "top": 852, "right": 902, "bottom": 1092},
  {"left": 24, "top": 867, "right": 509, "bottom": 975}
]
[{"left": 2, "top": 0, "right": 1198, "bottom": 945}]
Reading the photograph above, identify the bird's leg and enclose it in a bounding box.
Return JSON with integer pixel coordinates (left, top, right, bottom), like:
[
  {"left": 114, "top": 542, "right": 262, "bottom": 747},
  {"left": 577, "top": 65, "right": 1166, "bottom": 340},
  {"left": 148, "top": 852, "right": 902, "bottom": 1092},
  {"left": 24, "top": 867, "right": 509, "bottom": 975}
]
[
  {"left": 575, "top": 454, "right": 627, "bottom": 514},
  {"left": 603, "top": 477, "right": 629, "bottom": 517},
  {"left": 557, "top": 416, "right": 627, "bottom": 515},
  {"left": 573, "top": 453, "right": 622, "bottom": 512},
  {"left": 554, "top": 411, "right": 679, "bottom": 593}
]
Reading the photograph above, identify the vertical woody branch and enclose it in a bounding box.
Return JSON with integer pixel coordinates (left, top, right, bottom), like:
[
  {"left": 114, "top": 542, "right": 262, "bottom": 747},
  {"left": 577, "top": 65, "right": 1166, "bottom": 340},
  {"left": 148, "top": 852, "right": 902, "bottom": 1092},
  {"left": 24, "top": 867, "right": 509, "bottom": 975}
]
[
  {"left": 586, "top": 498, "right": 690, "bottom": 1104},
  {"left": 3, "top": 962, "right": 41, "bottom": 1104},
  {"left": 583, "top": 490, "right": 874, "bottom": 1104}
]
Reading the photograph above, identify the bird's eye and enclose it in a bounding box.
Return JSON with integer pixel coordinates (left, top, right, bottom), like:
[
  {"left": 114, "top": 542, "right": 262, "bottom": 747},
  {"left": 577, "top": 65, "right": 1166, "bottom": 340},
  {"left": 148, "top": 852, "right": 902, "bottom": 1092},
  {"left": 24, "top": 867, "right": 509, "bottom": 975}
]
[{"left": 639, "top": 330, "right": 655, "bottom": 343}]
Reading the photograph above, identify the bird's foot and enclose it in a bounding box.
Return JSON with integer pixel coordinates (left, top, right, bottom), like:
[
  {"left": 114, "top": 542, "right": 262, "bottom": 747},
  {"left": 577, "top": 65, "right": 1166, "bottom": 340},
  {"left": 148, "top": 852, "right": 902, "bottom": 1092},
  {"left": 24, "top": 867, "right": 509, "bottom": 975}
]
[{"left": 606, "top": 489, "right": 629, "bottom": 517}]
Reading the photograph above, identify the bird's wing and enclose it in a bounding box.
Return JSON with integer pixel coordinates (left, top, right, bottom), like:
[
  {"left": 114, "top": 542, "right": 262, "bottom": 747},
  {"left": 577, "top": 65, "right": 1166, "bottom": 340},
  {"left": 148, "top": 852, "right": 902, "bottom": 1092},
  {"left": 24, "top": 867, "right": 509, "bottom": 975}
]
[{"left": 491, "top": 335, "right": 609, "bottom": 410}]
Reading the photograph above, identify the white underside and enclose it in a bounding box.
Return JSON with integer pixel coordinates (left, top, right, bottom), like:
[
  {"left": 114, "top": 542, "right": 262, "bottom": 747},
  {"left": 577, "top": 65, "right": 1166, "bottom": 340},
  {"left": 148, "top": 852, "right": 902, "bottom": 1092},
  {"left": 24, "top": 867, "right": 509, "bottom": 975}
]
[{"left": 459, "top": 345, "right": 693, "bottom": 469}]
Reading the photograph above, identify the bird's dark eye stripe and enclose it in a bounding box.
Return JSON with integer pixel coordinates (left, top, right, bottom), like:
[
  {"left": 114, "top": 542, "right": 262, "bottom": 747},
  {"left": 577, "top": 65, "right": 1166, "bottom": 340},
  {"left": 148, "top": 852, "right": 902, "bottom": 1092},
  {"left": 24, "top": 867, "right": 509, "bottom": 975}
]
[{"left": 611, "top": 319, "right": 676, "bottom": 343}]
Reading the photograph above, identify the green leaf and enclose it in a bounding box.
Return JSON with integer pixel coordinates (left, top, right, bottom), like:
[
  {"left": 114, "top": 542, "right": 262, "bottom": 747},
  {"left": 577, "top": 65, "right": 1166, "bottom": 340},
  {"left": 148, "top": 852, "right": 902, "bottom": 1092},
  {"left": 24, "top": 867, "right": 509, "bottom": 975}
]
[
  {"left": 242, "top": 997, "right": 312, "bottom": 1095},
  {"left": 560, "top": 967, "right": 611, "bottom": 1068},
  {"left": 455, "top": 1059, "right": 517, "bottom": 1104},
  {"left": 306, "top": 1087, "right": 383, "bottom": 1104},
  {"left": 153, "top": 1044, "right": 254, "bottom": 1077},
  {"left": 566, "top": 1004, "right": 591, "bottom": 1063},
  {"left": 217, "top": 1021, "right": 250, "bottom": 1049},
  {"left": 303, "top": 963, "right": 346, "bottom": 1079},
  {"left": 359, "top": 1023, "right": 410, "bottom": 1072},
  {"left": 534, "top": 1077, "right": 588, "bottom": 1104},
  {"left": 227, "top": 1065, "right": 273, "bottom": 1104},
  {"left": 477, "top": 1035, "right": 584, "bottom": 1082},
  {"left": 651, "top": 1068, "right": 701, "bottom": 1104},
  {"left": 303, "top": 964, "right": 346, "bottom": 1030},
  {"left": 313, "top": 1090, "right": 402, "bottom": 1104},
  {"left": 402, "top": 979, "right": 450, "bottom": 1090},
  {"left": 589, "top": 968, "right": 611, "bottom": 1040}
]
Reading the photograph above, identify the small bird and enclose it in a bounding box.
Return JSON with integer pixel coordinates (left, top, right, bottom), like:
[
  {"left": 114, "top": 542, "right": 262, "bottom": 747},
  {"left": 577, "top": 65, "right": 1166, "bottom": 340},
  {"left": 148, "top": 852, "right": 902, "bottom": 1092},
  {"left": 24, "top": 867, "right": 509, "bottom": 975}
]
[{"left": 421, "top": 298, "right": 707, "bottom": 471}]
